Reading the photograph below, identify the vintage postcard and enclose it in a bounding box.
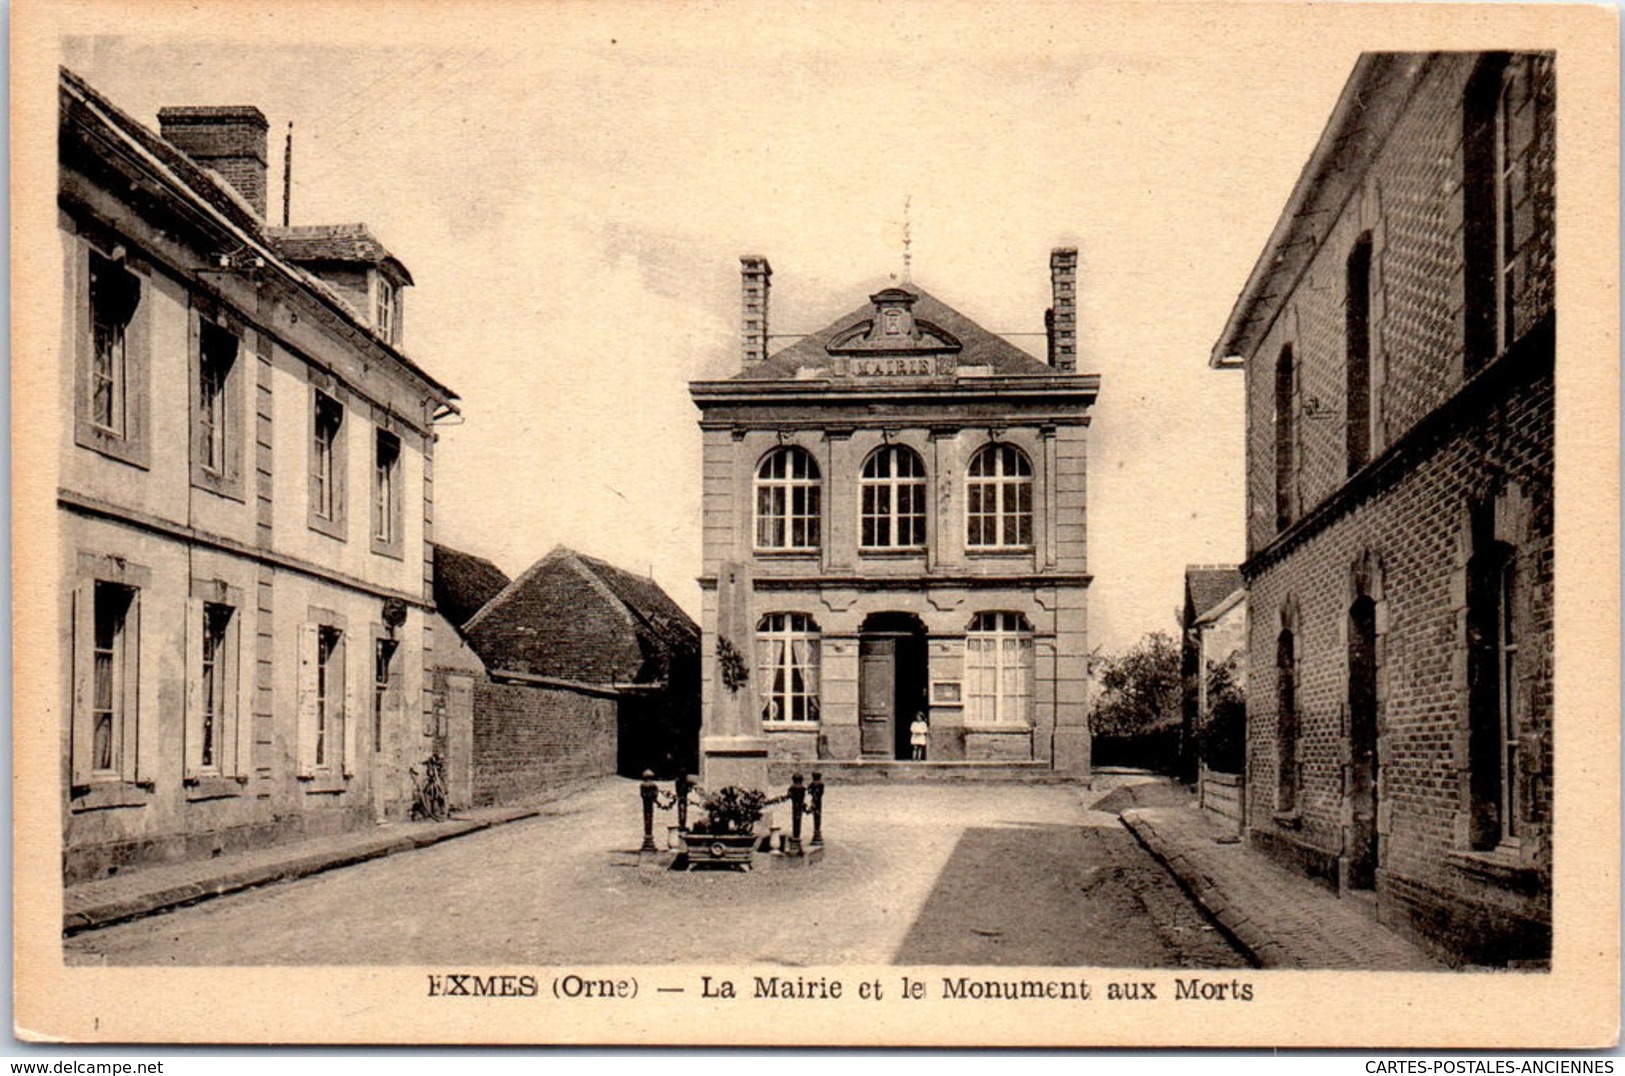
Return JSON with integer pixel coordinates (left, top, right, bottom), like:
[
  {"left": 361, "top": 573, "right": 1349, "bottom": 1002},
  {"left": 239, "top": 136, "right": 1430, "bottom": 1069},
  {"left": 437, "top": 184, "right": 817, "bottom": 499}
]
[{"left": 11, "top": 0, "right": 1620, "bottom": 1048}]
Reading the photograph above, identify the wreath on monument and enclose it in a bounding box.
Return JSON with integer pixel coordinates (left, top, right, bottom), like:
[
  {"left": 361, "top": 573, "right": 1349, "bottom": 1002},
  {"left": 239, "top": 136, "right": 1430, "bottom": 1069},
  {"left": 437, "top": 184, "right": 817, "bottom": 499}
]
[{"left": 717, "top": 635, "right": 750, "bottom": 694}]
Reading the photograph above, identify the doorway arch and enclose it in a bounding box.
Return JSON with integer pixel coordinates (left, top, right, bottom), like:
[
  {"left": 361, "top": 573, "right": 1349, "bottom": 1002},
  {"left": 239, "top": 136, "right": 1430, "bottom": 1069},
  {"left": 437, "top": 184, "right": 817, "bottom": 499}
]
[{"left": 858, "top": 611, "right": 929, "bottom": 760}]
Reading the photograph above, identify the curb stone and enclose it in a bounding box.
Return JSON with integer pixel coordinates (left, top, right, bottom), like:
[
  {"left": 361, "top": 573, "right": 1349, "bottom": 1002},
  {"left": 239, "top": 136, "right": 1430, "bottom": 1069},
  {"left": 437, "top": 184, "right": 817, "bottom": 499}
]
[{"left": 64, "top": 808, "right": 543, "bottom": 936}]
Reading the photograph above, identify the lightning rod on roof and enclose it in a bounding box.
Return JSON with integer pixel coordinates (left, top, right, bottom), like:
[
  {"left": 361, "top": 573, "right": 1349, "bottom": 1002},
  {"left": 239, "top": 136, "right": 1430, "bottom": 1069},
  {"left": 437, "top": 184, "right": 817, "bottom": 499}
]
[{"left": 902, "top": 194, "right": 913, "bottom": 284}]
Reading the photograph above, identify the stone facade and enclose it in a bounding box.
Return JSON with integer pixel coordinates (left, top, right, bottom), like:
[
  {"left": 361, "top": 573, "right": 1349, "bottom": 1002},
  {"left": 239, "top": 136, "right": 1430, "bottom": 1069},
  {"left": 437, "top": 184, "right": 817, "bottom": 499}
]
[
  {"left": 58, "top": 70, "right": 457, "bottom": 882},
  {"left": 690, "top": 255, "right": 1099, "bottom": 777},
  {"left": 1212, "top": 53, "right": 1555, "bottom": 965}
]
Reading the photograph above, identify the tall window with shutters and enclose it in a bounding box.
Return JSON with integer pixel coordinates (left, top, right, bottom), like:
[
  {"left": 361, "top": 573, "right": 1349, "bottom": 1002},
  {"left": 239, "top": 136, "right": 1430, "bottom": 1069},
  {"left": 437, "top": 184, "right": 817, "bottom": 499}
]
[
  {"left": 71, "top": 576, "right": 142, "bottom": 788},
  {"left": 298, "top": 621, "right": 349, "bottom": 780},
  {"left": 186, "top": 601, "right": 239, "bottom": 778},
  {"left": 371, "top": 428, "right": 403, "bottom": 558},
  {"left": 77, "top": 248, "right": 148, "bottom": 466},
  {"left": 309, "top": 389, "right": 347, "bottom": 539}
]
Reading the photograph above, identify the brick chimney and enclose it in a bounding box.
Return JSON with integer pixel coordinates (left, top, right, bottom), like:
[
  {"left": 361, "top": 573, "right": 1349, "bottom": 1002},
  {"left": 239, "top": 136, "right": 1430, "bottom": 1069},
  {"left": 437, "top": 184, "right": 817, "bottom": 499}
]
[
  {"left": 158, "top": 105, "right": 270, "bottom": 219},
  {"left": 1047, "top": 247, "right": 1078, "bottom": 372},
  {"left": 740, "top": 255, "right": 772, "bottom": 368}
]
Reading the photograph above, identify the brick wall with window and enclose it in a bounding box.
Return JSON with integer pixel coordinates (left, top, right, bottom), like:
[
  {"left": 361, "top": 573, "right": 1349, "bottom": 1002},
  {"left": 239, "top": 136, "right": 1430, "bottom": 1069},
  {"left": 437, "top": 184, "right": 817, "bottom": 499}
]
[{"left": 1233, "top": 52, "right": 1554, "bottom": 965}]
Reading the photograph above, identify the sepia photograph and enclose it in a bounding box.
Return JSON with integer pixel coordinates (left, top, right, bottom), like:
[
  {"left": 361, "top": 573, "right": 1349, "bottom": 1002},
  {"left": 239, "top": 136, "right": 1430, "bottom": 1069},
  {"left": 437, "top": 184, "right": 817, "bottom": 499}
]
[{"left": 11, "top": 0, "right": 1619, "bottom": 1048}]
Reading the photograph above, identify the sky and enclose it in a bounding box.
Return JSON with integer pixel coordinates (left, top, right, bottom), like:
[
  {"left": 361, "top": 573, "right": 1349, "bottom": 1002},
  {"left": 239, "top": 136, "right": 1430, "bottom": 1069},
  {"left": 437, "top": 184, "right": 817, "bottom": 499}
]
[{"left": 59, "top": 5, "right": 1367, "bottom": 653}]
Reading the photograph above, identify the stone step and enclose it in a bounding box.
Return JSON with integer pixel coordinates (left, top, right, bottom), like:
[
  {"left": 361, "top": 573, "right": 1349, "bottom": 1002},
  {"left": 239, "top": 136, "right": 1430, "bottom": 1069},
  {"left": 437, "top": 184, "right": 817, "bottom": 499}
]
[{"left": 766, "top": 759, "right": 1087, "bottom": 785}]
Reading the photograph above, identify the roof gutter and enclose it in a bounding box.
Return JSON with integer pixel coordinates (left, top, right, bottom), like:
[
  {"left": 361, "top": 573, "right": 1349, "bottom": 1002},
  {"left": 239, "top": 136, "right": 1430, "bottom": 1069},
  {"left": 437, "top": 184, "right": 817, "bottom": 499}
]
[{"left": 1209, "top": 53, "right": 1389, "bottom": 369}]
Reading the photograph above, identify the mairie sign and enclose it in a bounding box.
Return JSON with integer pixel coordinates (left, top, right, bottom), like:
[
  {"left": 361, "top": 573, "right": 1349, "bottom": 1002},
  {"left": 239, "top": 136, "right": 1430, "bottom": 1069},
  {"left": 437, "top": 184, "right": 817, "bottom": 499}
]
[{"left": 849, "top": 356, "right": 937, "bottom": 377}]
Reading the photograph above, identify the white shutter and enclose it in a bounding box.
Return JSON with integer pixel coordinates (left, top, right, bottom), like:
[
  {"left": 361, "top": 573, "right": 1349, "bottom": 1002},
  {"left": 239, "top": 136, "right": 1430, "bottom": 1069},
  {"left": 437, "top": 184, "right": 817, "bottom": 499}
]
[
  {"left": 296, "top": 623, "right": 319, "bottom": 776},
  {"left": 338, "top": 634, "right": 354, "bottom": 777},
  {"left": 70, "top": 582, "right": 94, "bottom": 786},
  {"left": 125, "top": 590, "right": 142, "bottom": 784},
  {"left": 233, "top": 609, "right": 252, "bottom": 779},
  {"left": 183, "top": 598, "right": 203, "bottom": 778}
]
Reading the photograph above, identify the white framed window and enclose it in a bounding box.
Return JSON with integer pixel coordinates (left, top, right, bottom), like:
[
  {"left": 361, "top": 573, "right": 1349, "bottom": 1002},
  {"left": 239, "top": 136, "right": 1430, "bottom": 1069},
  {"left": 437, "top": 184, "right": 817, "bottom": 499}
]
[
  {"left": 197, "top": 322, "right": 235, "bottom": 477},
  {"left": 298, "top": 620, "right": 351, "bottom": 780},
  {"left": 757, "top": 613, "right": 821, "bottom": 723},
  {"left": 966, "top": 443, "right": 1033, "bottom": 548},
  {"left": 77, "top": 246, "right": 149, "bottom": 467},
  {"left": 860, "top": 445, "right": 927, "bottom": 549},
  {"left": 191, "top": 602, "right": 235, "bottom": 775},
  {"left": 71, "top": 578, "right": 141, "bottom": 787},
  {"left": 90, "top": 584, "right": 134, "bottom": 774},
  {"left": 964, "top": 612, "right": 1033, "bottom": 725},
  {"left": 309, "top": 389, "right": 347, "bottom": 538},
  {"left": 376, "top": 277, "right": 397, "bottom": 344},
  {"left": 89, "top": 253, "right": 138, "bottom": 437},
  {"left": 372, "top": 428, "right": 403, "bottom": 557},
  {"left": 755, "top": 446, "right": 821, "bottom": 551}
]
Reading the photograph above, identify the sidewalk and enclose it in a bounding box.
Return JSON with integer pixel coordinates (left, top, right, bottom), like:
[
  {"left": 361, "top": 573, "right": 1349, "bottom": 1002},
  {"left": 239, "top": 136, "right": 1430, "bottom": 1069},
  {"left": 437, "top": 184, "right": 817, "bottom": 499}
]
[
  {"left": 62, "top": 779, "right": 606, "bottom": 935},
  {"left": 1120, "top": 804, "right": 1443, "bottom": 970}
]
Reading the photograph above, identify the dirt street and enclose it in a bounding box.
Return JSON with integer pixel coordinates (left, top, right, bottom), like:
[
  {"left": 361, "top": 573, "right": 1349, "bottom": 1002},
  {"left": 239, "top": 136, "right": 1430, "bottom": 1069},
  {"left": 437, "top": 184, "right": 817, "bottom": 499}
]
[{"left": 65, "top": 775, "right": 1244, "bottom": 967}]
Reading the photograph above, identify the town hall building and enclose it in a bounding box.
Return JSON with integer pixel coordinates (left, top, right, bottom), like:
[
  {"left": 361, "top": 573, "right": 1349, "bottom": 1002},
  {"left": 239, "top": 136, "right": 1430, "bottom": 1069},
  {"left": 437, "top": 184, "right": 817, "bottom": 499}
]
[{"left": 689, "top": 252, "right": 1099, "bottom": 781}]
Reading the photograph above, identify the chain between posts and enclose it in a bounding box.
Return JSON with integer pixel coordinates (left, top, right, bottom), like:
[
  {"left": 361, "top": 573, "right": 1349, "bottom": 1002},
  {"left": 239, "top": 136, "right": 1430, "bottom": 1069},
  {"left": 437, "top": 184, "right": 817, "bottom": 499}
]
[{"left": 639, "top": 769, "right": 827, "bottom": 854}]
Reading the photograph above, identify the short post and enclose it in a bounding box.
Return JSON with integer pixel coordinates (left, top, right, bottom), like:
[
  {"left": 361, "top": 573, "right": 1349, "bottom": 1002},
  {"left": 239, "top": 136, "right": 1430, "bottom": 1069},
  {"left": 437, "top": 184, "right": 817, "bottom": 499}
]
[
  {"left": 786, "top": 772, "right": 806, "bottom": 856},
  {"left": 639, "top": 770, "right": 659, "bottom": 854},
  {"left": 809, "top": 771, "right": 824, "bottom": 847},
  {"left": 676, "top": 773, "right": 693, "bottom": 833}
]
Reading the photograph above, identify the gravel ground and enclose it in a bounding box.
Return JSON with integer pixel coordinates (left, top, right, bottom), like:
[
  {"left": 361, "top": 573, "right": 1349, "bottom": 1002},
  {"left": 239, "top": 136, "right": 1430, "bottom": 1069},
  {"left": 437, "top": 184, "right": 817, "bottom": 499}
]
[{"left": 66, "top": 775, "right": 1244, "bottom": 968}]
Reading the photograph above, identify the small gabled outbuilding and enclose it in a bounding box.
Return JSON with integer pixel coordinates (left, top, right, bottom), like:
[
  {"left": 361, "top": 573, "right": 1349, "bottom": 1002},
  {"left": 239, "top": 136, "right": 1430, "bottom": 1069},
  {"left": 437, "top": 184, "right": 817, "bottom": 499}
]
[{"left": 451, "top": 547, "right": 700, "bottom": 803}]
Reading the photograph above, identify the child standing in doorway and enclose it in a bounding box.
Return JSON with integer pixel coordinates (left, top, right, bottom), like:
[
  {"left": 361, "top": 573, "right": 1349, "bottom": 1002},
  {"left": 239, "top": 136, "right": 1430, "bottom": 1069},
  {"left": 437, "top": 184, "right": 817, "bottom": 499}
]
[{"left": 910, "top": 712, "right": 929, "bottom": 761}]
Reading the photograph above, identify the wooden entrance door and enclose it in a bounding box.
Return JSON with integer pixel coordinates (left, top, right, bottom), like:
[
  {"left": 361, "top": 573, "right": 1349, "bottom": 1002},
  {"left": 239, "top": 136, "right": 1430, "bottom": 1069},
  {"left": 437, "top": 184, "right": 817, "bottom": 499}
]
[{"left": 859, "top": 638, "right": 895, "bottom": 758}]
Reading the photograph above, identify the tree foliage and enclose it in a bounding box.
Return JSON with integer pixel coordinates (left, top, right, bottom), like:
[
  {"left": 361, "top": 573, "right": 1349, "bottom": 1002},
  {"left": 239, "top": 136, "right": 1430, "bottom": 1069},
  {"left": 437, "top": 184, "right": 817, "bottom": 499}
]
[
  {"left": 1199, "top": 653, "right": 1247, "bottom": 773},
  {"left": 1089, "top": 631, "right": 1183, "bottom": 738}
]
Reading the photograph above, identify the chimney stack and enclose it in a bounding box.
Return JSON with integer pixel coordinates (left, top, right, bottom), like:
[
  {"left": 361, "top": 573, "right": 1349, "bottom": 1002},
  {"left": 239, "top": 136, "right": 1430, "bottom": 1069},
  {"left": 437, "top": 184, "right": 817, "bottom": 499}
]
[
  {"left": 740, "top": 255, "right": 772, "bottom": 368},
  {"left": 1048, "top": 247, "right": 1078, "bottom": 373},
  {"left": 159, "top": 105, "right": 270, "bottom": 219}
]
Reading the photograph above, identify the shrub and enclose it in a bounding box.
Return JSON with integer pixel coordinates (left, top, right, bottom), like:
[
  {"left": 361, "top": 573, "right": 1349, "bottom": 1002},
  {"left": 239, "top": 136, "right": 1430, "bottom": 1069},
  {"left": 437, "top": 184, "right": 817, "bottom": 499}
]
[{"left": 689, "top": 785, "right": 766, "bottom": 836}]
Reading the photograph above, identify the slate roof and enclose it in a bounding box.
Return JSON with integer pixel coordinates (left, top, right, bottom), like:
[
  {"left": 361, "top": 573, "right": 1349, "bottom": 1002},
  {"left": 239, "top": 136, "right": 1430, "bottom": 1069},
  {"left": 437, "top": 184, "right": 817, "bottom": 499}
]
[
  {"left": 266, "top": 224, "right": 414, "bottom": 285},
  {"left": 462, "top": 547, "right": 699, "bottom": 688},
  {"left": 431, "top": 544, "right": 511, "bottom": 629},
  {"left": 59, "top": 67, "right": 453, "bottom": 401},
  {"left": 735, "top": 285, "right": 1056, "bottom": 380},
  {"left": 1184, "top": 566, "right": 1244, "bottom": 625}
]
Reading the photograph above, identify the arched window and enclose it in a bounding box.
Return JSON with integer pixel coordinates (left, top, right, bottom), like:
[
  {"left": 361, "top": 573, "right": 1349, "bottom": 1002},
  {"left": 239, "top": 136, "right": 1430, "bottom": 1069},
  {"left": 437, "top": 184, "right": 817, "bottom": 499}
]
[
  {"left": 755, "top": 447, "right": 821, "bottom": 551},
  {"left": 757, "top": 613, "right": 820, "bottom": 723},
  {"left": 1466, "top": 488, "right": 1524, "bottom": 850},
  {"left": 1276, "top": 627, "right": 1298, "bottom": 813},
  {"left": 966, "top": 443, "right": 1033, "bottom": 548},
  {"left": 861, "top": 445, "right": 927, "bottom": 549},
  {"left": 1346, "top": 234, "right": 1374, "bottom": 474},
  {"left": 965, "top": 612, "right": 1033, "bottom": 725},
  {"left": 1274, "top": 345, "right": 1296, "bottom": 531}
]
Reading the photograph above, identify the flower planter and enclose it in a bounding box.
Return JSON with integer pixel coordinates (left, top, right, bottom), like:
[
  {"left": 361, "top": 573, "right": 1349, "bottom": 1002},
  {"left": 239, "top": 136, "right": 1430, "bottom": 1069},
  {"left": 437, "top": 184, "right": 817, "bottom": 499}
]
[{"left": 679, "top": 830, "right": 758, "bottom": 868}]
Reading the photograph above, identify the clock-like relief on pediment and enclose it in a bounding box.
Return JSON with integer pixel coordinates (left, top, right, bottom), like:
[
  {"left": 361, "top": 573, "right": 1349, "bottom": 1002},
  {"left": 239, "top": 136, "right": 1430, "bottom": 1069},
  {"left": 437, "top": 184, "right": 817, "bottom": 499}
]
[{"left": 825, "top": 287, "right": 963, "bottom": 359}]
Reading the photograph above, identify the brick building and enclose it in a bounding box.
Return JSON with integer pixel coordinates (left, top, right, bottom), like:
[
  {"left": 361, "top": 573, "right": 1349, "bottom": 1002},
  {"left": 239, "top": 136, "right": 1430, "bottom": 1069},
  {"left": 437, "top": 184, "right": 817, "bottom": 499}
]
[
  {"left": 689, "top": 254, "right": 1099, "bottom": 780},
  {"left": 459, "top": 546, "right": 701, "bottom": 802},
  {"left": 1211, "top": 53, "right": 1554, "bottom": 965},
  {"left": 58, "top": 70, "right": 458, "bottom": 881}
]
